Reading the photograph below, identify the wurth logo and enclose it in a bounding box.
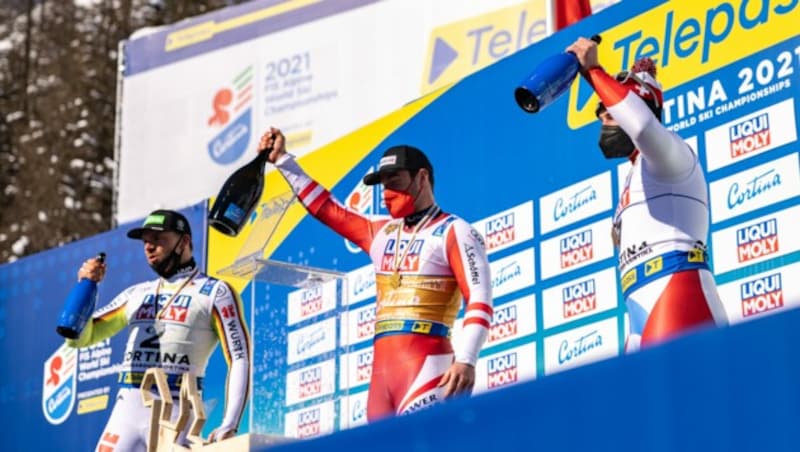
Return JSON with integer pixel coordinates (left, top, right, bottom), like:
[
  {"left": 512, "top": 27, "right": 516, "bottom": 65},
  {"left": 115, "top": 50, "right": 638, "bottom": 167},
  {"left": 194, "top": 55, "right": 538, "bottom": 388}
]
[{"left": 220, "top": 305, "right": 236, "bottom": 319}]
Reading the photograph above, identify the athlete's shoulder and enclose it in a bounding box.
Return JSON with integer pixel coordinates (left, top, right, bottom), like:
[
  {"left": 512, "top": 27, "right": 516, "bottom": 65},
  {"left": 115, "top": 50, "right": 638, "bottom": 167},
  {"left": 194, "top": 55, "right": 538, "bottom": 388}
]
[
  {"left": 195, "top": 274, "right": 237, "bottom": 301},
  {"left": 438, "top": 213, "right": 485, "bottom": 244},
  {"left": 428, "top": 212, "right": 461, "bottom": 236}
]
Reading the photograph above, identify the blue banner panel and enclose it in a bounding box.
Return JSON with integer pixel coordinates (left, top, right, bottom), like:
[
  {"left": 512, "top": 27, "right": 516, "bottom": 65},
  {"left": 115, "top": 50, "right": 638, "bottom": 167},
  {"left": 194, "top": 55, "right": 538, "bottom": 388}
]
[
  {"left": 0, "top": 203, "right": 207, "bottom": 451},
  {"left": 262, "top": 306, "right": 800, "bottom": 452}
]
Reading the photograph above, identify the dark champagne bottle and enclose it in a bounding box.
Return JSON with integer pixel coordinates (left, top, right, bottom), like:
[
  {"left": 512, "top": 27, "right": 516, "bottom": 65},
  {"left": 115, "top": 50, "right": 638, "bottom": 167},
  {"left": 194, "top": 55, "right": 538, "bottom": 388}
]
[
  {"left": 56, "top": 252, "right": 106, "bottom": 339},
  {"left": 208, "top": 148, "right": 270, "bottom": 236}
]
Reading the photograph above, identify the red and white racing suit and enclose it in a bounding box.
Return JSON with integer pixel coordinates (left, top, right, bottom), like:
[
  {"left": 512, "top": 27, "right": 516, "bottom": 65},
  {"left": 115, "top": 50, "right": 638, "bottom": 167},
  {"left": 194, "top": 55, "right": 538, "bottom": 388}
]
[
  {"left": 276, "top": 154, "right": 493, "bottom": 420},
  {"left": 67, "top": 265, "right": 251, "bottom": 451},
  {"left": 588, "top": 67, "right": 729, "bottom": 351}
]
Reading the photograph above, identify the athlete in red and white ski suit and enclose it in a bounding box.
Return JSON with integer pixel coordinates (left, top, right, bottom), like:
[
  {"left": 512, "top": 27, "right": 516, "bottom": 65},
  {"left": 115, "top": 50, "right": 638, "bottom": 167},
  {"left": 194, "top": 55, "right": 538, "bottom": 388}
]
[
  {"left": 261, "top": 129, "right": 493, "bottom": 421},
  {"left": 569, "top": 38, "right": 728, "bottom": 351}
]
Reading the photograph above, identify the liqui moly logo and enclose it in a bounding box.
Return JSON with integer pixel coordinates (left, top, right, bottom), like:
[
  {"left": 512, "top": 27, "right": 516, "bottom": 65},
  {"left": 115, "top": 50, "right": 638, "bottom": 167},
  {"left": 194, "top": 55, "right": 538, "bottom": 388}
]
[
  {"left": 736, "top": 219, "right": 779, "bottom": 262},
  {"left": 727, "top": 168, "right": 782, "bottom": 209},
  {"left": 160, "top": 295, "right": 191, "bottom": 322},
  {"left": 560, "top": 230, "right": 593, "bottom": 268},
  {"left": 558, "top": 330, "right": 603, "bottom": 365},
  {"left": 562, "top": 279, "right": 597, "bottom": 319},
  {"left": 356, "top": 349, "right": 373, "bottom": 384},
  {"left": 300, "top": 286, "right": 324, "bottom": 317},
  {"left": 136, "top": 294, "right": 191, "bottom": 322},
  {"left": 487, "top": 352, "right": 518, "bottom": 389},
  {"left": 553, "top": 186, "right": 597, "bottom": 222},
  {"left": 381, "top": 239, "right": 424, "bottom": 272},
  {"left": 740, "top": 274, "right": 783, "bottom": 318},
  {"left": 357, "top": 306, "right": 375, "bottom": 340},
  {"left": 298, "top": 367, "right": 323, "bottom": 399},
  {"left": 730, "top": 114, "right": 770, "bottom": 158},
  {"left": 296, "top": 408, "right": 321, "bottom": 438},
  {"left": 485, "top": 213, "right": 515, "bottom": 250},
  {"left": 489, "top": 304, "right": 518, "bottom": 343}
]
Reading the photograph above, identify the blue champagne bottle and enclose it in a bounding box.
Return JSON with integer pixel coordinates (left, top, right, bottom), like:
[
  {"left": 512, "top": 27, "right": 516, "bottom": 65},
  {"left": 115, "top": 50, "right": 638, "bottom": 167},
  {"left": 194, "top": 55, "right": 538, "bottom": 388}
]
[
  {"left": 56, "top": 252, "right": 106, "bottom": 339},
  {"left": 515, "top": 35, "right": 601, "bottom": 113}
]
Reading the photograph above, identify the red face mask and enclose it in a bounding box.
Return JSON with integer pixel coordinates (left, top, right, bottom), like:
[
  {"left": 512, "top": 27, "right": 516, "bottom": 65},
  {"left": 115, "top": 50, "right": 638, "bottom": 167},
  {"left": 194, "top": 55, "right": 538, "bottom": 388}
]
[{"left": 383, "top": 175, "right": 418, "bottom": 218}]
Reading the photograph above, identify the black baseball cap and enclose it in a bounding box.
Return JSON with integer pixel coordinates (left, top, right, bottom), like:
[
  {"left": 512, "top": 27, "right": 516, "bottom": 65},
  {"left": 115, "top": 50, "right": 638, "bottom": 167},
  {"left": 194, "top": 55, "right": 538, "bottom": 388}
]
[
  {"left": 362, "top": 145, "right": 434, "bottom": 186},
  {"left": 127, "top": 209, "right": 192, "bottom": 239}
]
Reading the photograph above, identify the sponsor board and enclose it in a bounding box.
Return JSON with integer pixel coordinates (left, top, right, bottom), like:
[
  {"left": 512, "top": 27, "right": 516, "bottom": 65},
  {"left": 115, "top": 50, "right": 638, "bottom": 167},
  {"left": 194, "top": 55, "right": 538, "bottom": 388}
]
[
  {"left": 489, "top": 248, "right": 536, "bottom": 299},
  {"left": 711, "top": 205, "right": 800, "bottom": 274},
  {"left": 566, "top": 0, "right": 800, "bottom": 130},
  {"left": 540, "top": 171, "right": 612, "bottom": 235},
  {"left": 286, "top": 317, "right": 337, "bottom": 365},
  {"left": 540, "top": 218, "right": 615, "bottom": 280},
  {"left": 345, "top": 264, "right": 377, "bottom": 306},
  {"left": 338, "top": 390, "right": 369, "bottom": 430},
  {"left": 42, "top": 343, "right": 78, "bottom": 425},
  {"left": 451, "top": 295, "right": 537, "bottom": 350},
  {"left": 339, "top": 346, "right": 374, "bottom": 391},
  {"left": 287, "top": 279, "right": 337, "bottom": 326},
  {"left": 472, "top": 201, "right": 534, "bottom": 254},
  {"left": 543, "top": 317, "right": 619, "bottom": 375},
  {"left": 717, "top": 262, "right": 800, "bottom": 324},
  {"left": 285, "top": 359, "right": 336, "bottom": 406},
  {"left": 284, "top": 400, "right": 335, "bottom": 439},
  {"left": 705, "top": 99, "right": 797, "bottom": 171},
  {"left": 339, "top": 303, "right": 377, "bottom": 347},
  {"left": 541, "top": 267, "right": 619, "bottom": 329},
  {"left": 709, "top": 153, "right": 800, "bottom": 223},
  {"left": 474, "top": 341, "right": 537, "bottom": 394}
]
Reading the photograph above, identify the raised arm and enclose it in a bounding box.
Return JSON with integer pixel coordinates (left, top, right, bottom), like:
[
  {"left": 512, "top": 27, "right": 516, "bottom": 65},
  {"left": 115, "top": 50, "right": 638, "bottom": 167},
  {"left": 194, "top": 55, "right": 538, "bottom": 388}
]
[
  {"left": 261, "top": 128, "right": 387, "bottom": 251},
  {"left": 586, "top": 66, "right": 695, "bottom": 178},
  {"left": 568, "top": 37, "right": 696, "bottom": 179}
]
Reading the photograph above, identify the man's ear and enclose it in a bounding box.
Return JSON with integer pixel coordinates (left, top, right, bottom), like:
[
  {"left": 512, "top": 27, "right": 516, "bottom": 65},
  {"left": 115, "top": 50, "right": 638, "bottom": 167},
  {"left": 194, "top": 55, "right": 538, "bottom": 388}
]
[{"left": 179, "top": 234, "right": 191, "bottom": 253}]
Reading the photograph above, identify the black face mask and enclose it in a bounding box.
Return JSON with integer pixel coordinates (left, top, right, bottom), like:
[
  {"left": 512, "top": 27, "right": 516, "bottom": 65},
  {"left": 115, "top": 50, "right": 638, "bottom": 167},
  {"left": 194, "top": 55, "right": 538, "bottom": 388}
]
[
  {"left": 150, "top": 235, "right": 193, "bottom": 278},
  {"left": 598, "top": 125, "right": 636, "bottom": 159}
]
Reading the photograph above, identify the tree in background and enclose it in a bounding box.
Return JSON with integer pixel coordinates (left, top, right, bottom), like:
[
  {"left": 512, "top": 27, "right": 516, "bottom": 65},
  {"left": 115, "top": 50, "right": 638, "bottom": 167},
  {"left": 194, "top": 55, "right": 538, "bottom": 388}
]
[{"left": 0, "top": 0, "right": 249, "bottom": 262}]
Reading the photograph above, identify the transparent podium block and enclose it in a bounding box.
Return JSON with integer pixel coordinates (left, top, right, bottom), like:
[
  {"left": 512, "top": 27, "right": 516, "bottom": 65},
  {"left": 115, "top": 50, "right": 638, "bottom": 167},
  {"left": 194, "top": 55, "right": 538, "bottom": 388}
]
[{"left": 213, "top": 190, "right": 368, "bottom": 440}]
